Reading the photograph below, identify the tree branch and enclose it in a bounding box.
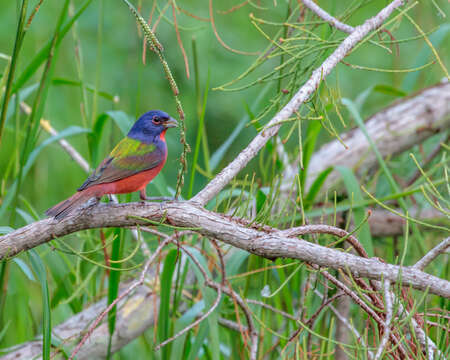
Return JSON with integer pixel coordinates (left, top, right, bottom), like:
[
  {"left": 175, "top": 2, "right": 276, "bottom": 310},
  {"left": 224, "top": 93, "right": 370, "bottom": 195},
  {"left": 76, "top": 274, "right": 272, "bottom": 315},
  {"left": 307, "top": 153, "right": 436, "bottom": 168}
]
[
  {"left": 413, "top": 236, "right": 450, "bottom": 271},
  {"left": 192, "top": 0, "right": 406, "bottom": 205},
  {"left": 1, "top": 201, "right": 448, "bottom": 297},
  {"left": 302, "top": 0, "right": 355, "bottom": 34}
]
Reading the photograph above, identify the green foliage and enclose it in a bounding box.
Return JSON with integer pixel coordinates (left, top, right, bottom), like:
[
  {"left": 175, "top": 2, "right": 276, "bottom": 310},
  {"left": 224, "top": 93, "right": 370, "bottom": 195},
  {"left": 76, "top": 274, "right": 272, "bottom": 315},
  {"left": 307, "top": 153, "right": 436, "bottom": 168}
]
[
  {"left": 28, "top": 250, "right": 51, "bottom": 360},
  {"left": 107, "top": 228, "right": 123, "bottom": 358},
  {"left": 0, "top": 0, "right": 449, "bottom": 359},
  {"left": 159, "top": 249, "right": 178, "bottom": 359}
]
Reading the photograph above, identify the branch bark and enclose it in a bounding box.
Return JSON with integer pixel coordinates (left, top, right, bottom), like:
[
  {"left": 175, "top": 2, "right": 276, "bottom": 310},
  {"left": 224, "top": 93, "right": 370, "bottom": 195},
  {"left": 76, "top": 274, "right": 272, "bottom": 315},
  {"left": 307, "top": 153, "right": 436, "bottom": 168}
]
[
  {"left": 1, "top": 201, "right": 449, "bottom": 297},
  {"left": 302, "top": 0, "right": 355, "bottom": 33}
]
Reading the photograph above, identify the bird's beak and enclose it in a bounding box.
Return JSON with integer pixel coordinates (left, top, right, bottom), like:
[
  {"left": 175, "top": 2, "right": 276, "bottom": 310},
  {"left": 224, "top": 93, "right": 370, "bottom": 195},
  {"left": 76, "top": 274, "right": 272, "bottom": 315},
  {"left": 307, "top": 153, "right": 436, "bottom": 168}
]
[{"left": 165, "top": 117, "right": 178, "bottom": 128}]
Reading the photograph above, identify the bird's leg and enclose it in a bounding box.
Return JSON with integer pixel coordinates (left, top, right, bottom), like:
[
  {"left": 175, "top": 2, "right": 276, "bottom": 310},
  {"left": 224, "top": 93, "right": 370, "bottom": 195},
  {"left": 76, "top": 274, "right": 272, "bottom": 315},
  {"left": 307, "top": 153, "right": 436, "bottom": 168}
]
[
  {"left": 139, "top": 189, "right": 148, "bottom": 202},
  {"left": 139, "top": 189, "right": 175, "bottom": 213}
]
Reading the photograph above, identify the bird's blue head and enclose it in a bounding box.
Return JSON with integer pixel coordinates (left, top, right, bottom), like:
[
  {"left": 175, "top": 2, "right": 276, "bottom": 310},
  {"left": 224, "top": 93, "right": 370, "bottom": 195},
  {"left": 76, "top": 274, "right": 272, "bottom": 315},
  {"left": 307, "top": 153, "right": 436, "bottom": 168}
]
[{"left": 127, "top": 110, "right": 178, "bottom": 143}]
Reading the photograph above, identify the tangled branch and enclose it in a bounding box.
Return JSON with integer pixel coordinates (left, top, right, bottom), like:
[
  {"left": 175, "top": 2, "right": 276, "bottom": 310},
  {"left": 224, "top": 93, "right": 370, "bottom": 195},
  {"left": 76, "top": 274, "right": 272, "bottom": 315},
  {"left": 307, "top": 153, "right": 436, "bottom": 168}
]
[{"left": 1, "top": 200, "right": 448, "bottom": 297}]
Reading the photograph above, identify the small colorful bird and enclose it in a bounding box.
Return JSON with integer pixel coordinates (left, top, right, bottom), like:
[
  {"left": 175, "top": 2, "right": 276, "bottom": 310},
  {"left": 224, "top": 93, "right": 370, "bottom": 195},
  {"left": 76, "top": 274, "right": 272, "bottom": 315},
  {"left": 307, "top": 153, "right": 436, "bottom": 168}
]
[{"left": 46, "top": 110, "right": 177, "bottom": 220}]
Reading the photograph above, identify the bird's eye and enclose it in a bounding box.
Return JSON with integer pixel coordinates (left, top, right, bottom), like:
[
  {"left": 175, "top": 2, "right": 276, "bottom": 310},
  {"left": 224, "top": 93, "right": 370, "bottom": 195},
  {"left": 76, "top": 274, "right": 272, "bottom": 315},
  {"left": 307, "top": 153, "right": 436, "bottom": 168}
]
[{"left": 152, "top": 116, "right": 161, "bottom": 125}]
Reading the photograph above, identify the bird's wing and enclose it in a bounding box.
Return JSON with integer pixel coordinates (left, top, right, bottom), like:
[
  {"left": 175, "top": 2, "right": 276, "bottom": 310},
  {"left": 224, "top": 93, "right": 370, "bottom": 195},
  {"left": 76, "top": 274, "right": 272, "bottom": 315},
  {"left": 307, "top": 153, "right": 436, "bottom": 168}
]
[{"left": 78, "top": 137, "right": 164, "bottom": 191}]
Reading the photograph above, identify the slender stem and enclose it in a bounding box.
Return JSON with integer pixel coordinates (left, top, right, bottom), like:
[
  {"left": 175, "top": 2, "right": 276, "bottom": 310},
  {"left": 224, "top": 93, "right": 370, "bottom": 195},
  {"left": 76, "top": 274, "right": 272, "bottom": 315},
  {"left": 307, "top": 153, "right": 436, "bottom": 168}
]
[{"left": 0, "top": 0, "right": 29, "bottom": 145}]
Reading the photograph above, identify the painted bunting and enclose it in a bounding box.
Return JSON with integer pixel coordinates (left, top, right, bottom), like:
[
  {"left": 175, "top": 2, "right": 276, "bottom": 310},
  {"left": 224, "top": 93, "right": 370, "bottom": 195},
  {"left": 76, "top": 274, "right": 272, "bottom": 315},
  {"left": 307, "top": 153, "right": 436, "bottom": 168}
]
[{"left": 46, "top": 110, "right": 177, "bottom": 220}]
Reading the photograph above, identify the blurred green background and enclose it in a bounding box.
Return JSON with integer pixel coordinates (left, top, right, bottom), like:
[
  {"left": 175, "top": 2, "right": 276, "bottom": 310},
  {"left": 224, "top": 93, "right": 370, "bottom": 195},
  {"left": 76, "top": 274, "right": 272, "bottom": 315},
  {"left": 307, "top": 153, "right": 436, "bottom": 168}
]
[{"left": 0, "top": 0, "right": 449, "bottom": 358}]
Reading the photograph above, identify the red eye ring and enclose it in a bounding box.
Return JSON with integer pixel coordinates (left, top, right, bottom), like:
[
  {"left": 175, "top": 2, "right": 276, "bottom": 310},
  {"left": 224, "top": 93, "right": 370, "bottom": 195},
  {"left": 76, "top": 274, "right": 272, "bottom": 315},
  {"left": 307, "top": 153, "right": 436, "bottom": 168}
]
[{"left": 152, "top": 116, "right": 161, "bottom": 125}]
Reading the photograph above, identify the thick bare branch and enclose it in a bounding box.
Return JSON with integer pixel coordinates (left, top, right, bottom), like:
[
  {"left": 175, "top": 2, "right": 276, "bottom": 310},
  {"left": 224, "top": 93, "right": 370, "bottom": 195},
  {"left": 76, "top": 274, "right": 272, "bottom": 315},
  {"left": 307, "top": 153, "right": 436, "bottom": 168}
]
[
  {"left": 193, "top": 0, "right": 405, "bottom": 205},
  {"left": 1, "top": 201, "right": 448, "bottom": 297}
]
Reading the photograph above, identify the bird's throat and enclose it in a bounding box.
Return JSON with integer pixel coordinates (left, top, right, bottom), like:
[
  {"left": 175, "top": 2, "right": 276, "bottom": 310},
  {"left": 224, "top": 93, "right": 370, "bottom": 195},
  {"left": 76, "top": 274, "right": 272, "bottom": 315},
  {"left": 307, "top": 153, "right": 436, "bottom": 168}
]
[{"left": 159, "top": 129, "right": 167, "bottom": 141}]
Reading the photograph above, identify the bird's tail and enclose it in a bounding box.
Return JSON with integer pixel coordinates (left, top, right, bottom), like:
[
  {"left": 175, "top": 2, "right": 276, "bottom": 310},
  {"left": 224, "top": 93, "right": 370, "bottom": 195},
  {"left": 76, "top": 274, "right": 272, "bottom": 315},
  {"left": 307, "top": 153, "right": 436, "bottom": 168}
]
[{"left": 46, "top": 190, "right": 95, "bottom": 220}]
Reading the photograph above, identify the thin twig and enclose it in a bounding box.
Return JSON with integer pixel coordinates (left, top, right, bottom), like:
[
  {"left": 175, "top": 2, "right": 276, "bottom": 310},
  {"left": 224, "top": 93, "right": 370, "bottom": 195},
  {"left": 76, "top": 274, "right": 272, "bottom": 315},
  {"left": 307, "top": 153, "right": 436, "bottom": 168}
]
[
  {"left": 219, "top": 317, "right": 248, "bottom": 332},
  {"left": 155, "top": 286, "right": 222, "bottom": 351},
  {"left": 171, "top": 2, "right": 190, "bottom": 79},
  {"left": 207, "top": 281, "right": 259, "bottom": 360},
  {"left": 314, "top": 289, "right": 374, "bottom": 359},
  {"left": 161, "top": 240, "right": 259, "bottom": 359},
  {"left": 406, "top": 135, "right": 449, "bottom": 186},
  {"left": 316, "top": 266, "right": 408, "bottom": 358},
  {"left": 374, "top": 280, "right": 393, "bottom": 360},
  {"left": 285, "top": 292, "right": 345, "bottom": 352},
  {"left": 208, "top": 0, "right": 259, "bottom": 56},
  {"left": 246, "top": 299, "right": 298, "bottom": 322},
  {"left": 281, "top": 224, "right": 369, "bottom": 258},
  {"left": 193, "top": 0, "right": 406, "bottom": 205}
]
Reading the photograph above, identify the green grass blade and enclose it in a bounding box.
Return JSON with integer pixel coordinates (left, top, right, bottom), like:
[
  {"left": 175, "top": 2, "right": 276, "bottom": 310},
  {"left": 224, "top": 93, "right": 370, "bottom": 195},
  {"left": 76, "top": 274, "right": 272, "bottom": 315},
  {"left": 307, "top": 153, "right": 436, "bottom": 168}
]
[
  {"left": 0, "top": 260, "right": 9, "bottom": 328},
  {"left": 52, "top": 78, "right": 117, "bottom": 102},
  {"left": 305, "top": 167, "right": 333, "bottom": 208},
  {"left": 13, "top": 258, "right": 36, "bottom": 282},
  {"left": 12, "top": 0, "right": 93, "bottom": 93},
  {"left": 342, "top": 98, "right": 413, "bottom": 217},
  {"left": 107, "top": 228, "right": 123, "bottom": 359},
  {"left": 300, "top": 120, "right": 321, "bottom": 191},
  {"left": 0, "top": 126, "right": 90, "bottom": 220},
  {"left": 187, "top": 321, "right": 209, "bottom": 360},
  {"left": 106, "top": 110, "right": 135, "bottom": 135},
  {"left": 11, "top": 0, "right": 71, "bottom": 226},
  {"left": 89, "top": 113, "right": 109, "bottom": 165},
  {"left": 184, "top": 246, "right": 221, "bottom": 360},
  {"left": 336, "top": 166, "right": 373, "bottom": 256},
  {"left": 159, "top": 249, "right": 178, "bottom": 360},
  {"left": 5, "top": 83, "right": 38, "bottom": 125},
  {"left": 28, "top": 250, "right": 51, "bottom": 360},
  {"left": 402, "top": 24, "right": 450, "bottom": 91},
  {"left": 171, "top": 301, "right": 205, "bottom": 360},
  {"left": 210, "top": 83, "right": 272, "bottom": 171},
  {"left": 0, "top": 0, "right": 28, "bottom": 145},
  {"left": 188, "top": 73, "right": 209, "bottom": 199}
]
